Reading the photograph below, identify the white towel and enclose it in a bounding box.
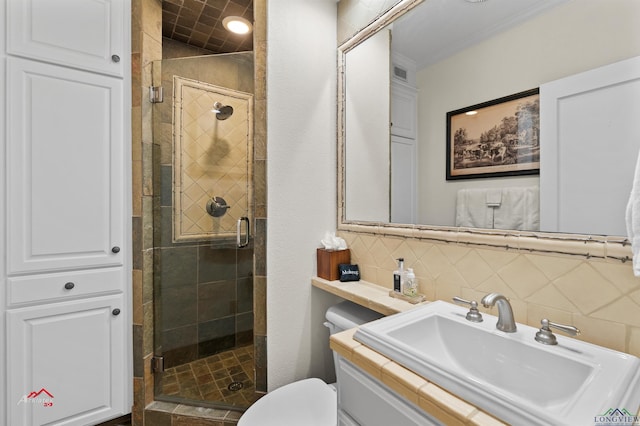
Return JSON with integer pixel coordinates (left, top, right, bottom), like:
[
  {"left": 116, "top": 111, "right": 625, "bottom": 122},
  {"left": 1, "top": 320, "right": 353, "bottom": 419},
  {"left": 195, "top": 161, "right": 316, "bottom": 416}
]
[
  {"left": 494, "top": 187, "right": 540, "bottom": 231},
  {"left": 486, "top": 189, "right": 502, "bottom": 207},
  {"left": 455, "top": 189, "right": 493, "bottom": 229},
  {"left": 625, "top": 150, "right": 640, "bottom": 276}
]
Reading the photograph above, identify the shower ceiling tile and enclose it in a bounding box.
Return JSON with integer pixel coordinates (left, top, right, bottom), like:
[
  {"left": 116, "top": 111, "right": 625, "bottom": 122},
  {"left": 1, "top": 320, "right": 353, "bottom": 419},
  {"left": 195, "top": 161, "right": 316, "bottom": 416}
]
[{"left": 163, "top": 0, "right": 254, "bottom": 54}]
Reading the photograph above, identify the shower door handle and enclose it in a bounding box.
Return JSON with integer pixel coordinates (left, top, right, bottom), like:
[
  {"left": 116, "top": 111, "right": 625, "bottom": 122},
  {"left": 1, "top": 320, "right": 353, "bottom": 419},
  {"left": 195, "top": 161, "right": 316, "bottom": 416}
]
[{"left": 237, "top": 217, "right": 250, "bottom": 248}]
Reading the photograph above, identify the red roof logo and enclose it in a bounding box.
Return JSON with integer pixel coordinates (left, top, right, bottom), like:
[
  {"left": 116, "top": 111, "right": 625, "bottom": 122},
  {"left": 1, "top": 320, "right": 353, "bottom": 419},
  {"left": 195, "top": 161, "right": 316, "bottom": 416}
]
[{"left": 26, "top": 388, "right": 54, "bottom": 399}]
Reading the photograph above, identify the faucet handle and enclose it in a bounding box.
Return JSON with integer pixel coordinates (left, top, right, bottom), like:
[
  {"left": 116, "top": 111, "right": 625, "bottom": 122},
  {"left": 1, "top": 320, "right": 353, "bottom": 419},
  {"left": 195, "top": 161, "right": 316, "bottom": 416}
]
[
  {"left": 535, "top": 318, "right": 581, "bottom": 345},
  {"left": 452, "top": 297, "right": 483, "bottom": 323}
]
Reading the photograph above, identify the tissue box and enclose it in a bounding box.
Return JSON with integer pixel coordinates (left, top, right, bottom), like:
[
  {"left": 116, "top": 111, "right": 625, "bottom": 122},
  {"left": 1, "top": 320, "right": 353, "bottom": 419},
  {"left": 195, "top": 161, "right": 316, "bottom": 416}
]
[{"left": 317, "top": 248, "right": 351, "bottom": 281}]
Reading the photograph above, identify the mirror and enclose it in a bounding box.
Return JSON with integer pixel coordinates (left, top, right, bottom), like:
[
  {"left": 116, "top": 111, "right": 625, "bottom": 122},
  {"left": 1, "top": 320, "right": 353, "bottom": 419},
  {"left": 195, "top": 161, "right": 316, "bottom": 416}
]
[{"left": 340, "top": 0, "right": 640, "bottom": 236}]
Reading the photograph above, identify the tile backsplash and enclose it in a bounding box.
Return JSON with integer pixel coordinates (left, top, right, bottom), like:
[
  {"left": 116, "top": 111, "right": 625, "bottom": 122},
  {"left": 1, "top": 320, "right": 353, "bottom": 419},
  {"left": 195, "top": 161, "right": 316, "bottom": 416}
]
[{"left": 339, "top": 231, "right": 640, "bottom": 357}]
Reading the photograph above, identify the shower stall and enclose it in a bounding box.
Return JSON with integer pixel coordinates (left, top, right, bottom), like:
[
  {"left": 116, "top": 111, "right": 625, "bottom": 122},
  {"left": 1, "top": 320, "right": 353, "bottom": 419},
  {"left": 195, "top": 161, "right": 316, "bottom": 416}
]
[{"left": 151, "top": 52, "right": 256, "bottom": 409}]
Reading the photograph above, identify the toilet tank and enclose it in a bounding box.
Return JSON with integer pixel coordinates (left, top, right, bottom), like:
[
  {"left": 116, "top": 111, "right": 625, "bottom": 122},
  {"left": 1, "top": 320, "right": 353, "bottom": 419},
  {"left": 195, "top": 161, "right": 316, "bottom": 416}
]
[{"left": 325, "top": 301, "right": 383, "bottom": 334}]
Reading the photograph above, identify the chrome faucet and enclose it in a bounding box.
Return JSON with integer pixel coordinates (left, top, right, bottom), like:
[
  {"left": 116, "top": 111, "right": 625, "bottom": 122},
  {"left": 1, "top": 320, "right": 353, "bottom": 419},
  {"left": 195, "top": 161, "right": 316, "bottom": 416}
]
[{"left": 481, "top": 293, "right": 517, "bottom": 333}]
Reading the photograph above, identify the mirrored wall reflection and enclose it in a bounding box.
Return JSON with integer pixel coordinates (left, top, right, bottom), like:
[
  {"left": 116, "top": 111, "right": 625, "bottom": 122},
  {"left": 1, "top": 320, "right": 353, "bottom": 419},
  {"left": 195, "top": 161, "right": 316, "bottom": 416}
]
[
  {"left": 341, "top": 0, "right": 640, "bottom": 236},
  {"left": 152, "top": 53, "right": 257, "bottom": 409}
]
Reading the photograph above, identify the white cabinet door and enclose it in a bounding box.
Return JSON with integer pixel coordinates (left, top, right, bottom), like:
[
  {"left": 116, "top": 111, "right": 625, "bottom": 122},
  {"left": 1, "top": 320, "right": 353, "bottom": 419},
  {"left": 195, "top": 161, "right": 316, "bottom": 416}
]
[
  {"left": 6, "top": 58, "right": 124, "bottom": 274},
  {"left": 6, "top": 0, "right": 126, "bottom": 77},
  {"left": 338, "top": 358, "right": 441, "bottom": 425},
  {"left": 540, "top": 55, "right": 640, "bottom": 235},
  {"left": 7, "top": 294, "right": 128, "bottom": 426},
  {"left": 391, "top": 83, "right": 418, "bottom": 139},
  {"left": 391, "top": 135, "right": 417, "bottom": 224}
]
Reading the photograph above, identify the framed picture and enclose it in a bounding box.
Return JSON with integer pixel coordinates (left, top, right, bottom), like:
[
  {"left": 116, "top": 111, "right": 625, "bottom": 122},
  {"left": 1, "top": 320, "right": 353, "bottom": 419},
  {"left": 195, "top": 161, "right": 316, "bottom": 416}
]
[{"left": 446, "top": 88, "right": 540, "bottom": 180}]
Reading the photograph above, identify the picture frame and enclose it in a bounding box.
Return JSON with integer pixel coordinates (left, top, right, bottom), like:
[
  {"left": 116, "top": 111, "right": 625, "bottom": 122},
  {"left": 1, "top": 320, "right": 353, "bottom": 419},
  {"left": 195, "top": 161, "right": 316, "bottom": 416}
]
[{"left": 446, "top": 88, "right": 540, "bottom": 180}]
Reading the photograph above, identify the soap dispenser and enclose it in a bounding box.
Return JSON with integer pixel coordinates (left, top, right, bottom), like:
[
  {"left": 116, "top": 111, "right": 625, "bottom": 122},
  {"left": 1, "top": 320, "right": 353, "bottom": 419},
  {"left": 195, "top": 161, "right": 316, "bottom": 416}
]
[
  {"left": 393, "top": 258, "right": 404, "bottom": 293},
  {"left": 403, "top": 268, "right": 417, "bottom": 297}
]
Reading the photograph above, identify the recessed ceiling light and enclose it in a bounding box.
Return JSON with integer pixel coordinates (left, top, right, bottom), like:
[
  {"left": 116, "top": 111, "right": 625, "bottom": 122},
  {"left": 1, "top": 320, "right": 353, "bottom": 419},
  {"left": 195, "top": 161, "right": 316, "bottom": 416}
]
[{"left": 223, "top": 16, "right": 252, "bottom": 35}]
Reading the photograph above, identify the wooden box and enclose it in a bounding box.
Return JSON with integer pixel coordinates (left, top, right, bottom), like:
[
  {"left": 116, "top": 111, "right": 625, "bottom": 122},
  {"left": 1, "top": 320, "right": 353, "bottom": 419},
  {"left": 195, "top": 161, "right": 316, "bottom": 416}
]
[{"left": 317, "top": 248, "right": 351, "bottom": 281}]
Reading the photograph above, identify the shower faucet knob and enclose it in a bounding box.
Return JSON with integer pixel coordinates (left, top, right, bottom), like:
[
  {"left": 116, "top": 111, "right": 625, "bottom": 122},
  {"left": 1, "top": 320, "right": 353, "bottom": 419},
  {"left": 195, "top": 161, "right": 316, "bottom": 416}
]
[{"left": 206, "top": 196, "right": 231, "bottom": 217}]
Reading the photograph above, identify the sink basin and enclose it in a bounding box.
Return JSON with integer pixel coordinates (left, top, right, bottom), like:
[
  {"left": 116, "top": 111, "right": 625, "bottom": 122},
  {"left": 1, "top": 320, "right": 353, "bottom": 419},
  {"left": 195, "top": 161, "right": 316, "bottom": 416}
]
[{"left": 354, "top": 300, "right": 640, "bottom": 425}]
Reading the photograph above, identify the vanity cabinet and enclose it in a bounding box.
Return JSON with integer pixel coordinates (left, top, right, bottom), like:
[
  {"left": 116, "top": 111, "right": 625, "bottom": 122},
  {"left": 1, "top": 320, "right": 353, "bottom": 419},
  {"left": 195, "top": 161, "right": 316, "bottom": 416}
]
[
  {"left": 337, "top": 358, "right": 441, "bottom": 426},
  {"left": 1, "top": 0, "right": 131, "bottom": 424}
]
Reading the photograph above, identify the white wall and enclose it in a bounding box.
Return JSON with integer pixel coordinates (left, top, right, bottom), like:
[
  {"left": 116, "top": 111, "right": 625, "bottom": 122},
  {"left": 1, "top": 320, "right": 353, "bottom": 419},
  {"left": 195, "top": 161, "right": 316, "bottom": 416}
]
[
  {"left": 0, "top": 0, "right": 6, "bottom": 419},
  {"left": 417, "top": 0, "right": 640, "bottom": 227},
  {"left": 266, "top": 0, "right": 341, "bottom": 390}
]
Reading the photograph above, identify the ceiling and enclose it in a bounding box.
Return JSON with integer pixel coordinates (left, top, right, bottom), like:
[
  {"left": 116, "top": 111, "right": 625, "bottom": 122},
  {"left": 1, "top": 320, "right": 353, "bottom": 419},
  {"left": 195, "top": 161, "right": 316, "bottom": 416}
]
[
  {"left": 161, "top": 0, "right": 566, "bottom": 61},
  {"left": 162, "top": 0, "right": 254, "bottom": 54},
  {"left": 391, "top": 0, "right": 568, "bottom": 69}
]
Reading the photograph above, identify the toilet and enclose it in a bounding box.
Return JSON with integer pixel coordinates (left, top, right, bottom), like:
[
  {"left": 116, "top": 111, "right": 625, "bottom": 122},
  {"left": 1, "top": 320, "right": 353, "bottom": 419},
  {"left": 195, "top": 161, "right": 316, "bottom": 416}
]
[{"left": 238, "top": 301, "right": 383, "bottom": 426}]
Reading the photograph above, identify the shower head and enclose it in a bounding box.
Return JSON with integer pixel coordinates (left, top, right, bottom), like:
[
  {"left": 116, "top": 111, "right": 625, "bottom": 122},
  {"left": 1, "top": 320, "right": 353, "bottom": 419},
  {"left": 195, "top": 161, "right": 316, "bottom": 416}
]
[{"left": 212, "top": 102, "right": 234, "bottom": 120}]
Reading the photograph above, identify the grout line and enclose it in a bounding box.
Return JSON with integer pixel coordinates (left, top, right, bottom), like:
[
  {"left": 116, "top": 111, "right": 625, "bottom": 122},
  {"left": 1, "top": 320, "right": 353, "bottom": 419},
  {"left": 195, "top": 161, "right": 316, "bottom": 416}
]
[{"left": 161, "top": 344, "right": 257, "bottom": 406}]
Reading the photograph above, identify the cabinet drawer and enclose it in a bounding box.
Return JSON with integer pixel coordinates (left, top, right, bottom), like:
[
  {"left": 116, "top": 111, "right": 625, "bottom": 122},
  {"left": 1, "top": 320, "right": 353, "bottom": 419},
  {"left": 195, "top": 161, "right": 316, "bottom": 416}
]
[
  {"left": 8, "top": 268, "right": 124, "bottom": 306},
  {"left": 338, "top": 358, "right": 440, "bottom": 426}
]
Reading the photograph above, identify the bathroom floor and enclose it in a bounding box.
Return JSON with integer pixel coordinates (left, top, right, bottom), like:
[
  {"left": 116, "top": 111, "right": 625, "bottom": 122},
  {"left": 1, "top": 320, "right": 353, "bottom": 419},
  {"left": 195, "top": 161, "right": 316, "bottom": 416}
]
[{"left": 161, "top": 344, "right": 257, "bottom": 407}]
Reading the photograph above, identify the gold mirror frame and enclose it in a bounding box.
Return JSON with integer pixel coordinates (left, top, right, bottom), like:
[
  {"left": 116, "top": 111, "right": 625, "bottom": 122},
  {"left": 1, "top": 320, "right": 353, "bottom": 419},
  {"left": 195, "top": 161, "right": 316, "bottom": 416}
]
[{"left": 336, "top": 0, "right": 631, "bottom": 264}]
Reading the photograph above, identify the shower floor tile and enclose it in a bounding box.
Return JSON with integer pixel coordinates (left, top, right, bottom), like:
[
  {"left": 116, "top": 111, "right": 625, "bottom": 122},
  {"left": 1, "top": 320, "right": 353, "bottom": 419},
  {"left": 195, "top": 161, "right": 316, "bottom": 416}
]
[{"left": 160, "top": 344, "right": 257, "bottom": 408}]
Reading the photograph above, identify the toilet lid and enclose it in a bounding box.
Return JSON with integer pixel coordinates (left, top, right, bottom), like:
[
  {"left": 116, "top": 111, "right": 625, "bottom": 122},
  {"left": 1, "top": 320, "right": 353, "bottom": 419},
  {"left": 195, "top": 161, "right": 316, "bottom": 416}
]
[{"left": 238, "top": 378, "right": 337, "bottom": 426}]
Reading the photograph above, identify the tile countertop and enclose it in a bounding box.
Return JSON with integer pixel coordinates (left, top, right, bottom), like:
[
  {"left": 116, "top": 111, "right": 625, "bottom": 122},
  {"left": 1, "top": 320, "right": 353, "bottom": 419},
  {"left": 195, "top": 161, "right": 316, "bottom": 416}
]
[
  {"left": 311, "top": 276, "right": 427, "bottom": 315},
  {"left": 312, "top": 276, "right": 506, "bottom": 426}
]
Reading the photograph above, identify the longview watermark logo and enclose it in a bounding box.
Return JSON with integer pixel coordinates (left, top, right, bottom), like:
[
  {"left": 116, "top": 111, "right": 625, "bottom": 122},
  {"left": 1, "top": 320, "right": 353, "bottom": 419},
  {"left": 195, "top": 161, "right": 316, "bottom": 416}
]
[
  {"left": 595, "top": 408, "right": 640, "bottom": 426},
  {"left": 17, "top": 388, "right": 54, "bottom": 407}
]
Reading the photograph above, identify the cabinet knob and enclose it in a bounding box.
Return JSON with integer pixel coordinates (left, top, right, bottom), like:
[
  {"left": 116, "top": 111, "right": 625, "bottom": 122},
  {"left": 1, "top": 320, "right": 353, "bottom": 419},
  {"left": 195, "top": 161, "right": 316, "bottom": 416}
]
[
  {"left": 111, "top": 54, "right": 120, "bottom": 63},
  {"left": 112, "top": 308, "right": 121, "bottom": 316},
  {"left": 64, "top": 282, "right": 75, "bottom": 290},
  {"left": 112, "top": 246, "right": 120, "bottom": 253}
]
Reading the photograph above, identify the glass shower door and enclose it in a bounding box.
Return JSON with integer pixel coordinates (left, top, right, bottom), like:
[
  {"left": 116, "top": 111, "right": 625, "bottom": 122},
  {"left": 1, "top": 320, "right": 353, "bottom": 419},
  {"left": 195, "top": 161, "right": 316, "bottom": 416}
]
[{"left": 151, "top": 54, "right": 256, "bottom": 409}]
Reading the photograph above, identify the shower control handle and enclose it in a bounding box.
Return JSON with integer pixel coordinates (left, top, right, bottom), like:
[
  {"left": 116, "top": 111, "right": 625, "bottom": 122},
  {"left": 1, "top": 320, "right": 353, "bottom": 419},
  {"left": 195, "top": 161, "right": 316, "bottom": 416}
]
[{"left": 207, "top": 197, "right": 230, "bottom": 217}]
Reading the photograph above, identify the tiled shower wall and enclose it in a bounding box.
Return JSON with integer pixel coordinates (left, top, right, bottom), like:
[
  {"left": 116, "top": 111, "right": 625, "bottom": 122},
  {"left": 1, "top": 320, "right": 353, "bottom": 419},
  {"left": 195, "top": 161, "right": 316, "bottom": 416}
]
[
  {"left": 155, "top": 246, "right": 254, "bottom": 367},
  {"left": 153, "top": 53, "right": 254, "bottom": 369},
  {"left": 131, "top": 0, "right": 268, "bottom": 424},
  {"left": 339, "top": 231, "right": 640, "bottom": 357}
]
